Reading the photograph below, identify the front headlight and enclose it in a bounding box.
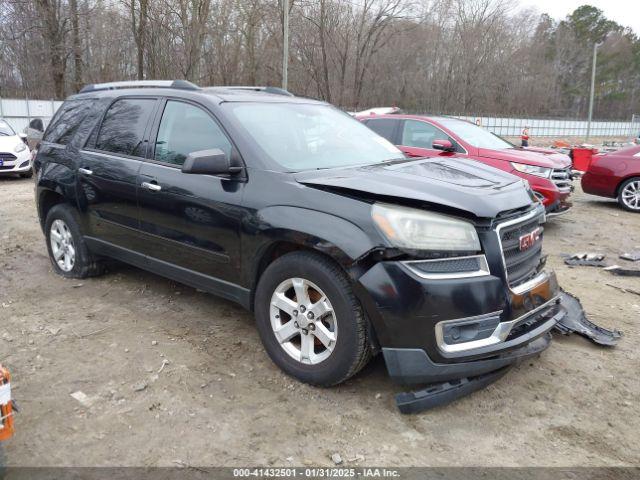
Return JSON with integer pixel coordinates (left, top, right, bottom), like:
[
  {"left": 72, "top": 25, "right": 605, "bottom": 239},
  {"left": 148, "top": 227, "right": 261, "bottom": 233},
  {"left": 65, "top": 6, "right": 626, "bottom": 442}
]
[
  {"left": 371, "top": 203, "right": 481, "bottom": 251},
  {"left": 511, "top": 162, "right": 551, "bottom": 178},
  {"left": 14, "top": 142, "right": 27, "bottom": 153}
]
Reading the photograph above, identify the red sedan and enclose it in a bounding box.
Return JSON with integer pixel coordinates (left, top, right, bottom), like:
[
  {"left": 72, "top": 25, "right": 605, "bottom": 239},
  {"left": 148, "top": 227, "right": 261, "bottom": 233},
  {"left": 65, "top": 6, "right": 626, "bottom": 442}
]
[
  {"left": 358, "top": 114, "right": 573, "bottom": 216},
  {"left": 582, "top": 144, "right": 640, "bottom": 212}
]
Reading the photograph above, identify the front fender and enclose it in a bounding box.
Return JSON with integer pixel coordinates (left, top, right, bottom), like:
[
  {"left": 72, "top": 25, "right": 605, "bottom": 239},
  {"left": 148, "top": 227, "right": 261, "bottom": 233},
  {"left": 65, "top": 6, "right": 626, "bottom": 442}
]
[{"left": 243, "top": 205, "right": 381, "bottom": 286}]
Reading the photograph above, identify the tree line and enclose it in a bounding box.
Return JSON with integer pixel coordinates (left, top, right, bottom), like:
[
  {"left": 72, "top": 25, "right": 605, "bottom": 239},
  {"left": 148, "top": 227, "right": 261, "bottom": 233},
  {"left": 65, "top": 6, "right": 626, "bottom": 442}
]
[{"left": 1, "top": 0, "right": 639, "bottom": 119}]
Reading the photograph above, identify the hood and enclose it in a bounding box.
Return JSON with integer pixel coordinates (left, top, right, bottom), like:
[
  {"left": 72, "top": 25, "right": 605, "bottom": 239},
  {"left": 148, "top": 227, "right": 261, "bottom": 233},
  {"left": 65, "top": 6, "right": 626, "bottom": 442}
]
[
  {"left": 478, "top": 147, "right": 571, "bottom": 168},
  {"left": 295, "top": 157, "right": 535, "bottom": 219},
  {"left": 0, "top": 135, "right": 24, "bottom": 154}
]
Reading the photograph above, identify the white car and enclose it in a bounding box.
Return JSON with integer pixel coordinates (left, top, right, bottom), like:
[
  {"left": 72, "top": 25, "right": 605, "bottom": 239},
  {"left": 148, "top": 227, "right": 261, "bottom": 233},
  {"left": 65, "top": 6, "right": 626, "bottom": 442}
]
[{"left": 0, "top": 119, "right": 33, "bottom": 178}]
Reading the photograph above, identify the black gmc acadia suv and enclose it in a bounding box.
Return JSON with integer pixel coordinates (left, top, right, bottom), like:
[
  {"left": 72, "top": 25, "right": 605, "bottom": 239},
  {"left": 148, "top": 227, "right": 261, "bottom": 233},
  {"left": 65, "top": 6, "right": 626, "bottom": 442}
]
[{"left": 34, "top": 81, "right": 565, "bottom": 412}]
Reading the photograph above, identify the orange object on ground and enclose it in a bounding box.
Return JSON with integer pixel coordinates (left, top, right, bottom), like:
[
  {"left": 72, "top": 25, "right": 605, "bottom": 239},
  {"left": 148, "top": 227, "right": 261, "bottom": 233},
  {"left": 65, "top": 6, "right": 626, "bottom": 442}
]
[
  {"left": 0, "top": 364, "right": 14, "bottom": 441},
  {"left": 571, "top": 147, "right": 598, "bottom": 172},
  {"left": 553, "top": 140, "right": 571, "bottom": 149}
]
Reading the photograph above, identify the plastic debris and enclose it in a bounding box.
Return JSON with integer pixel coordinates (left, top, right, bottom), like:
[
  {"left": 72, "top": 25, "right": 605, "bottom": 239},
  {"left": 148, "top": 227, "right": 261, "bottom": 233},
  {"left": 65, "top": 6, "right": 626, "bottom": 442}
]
[
  {"left": 555, "top": 290, "right": 622, "bottom": 346},
  {"left": 563, "top": 252, "right": 607, "bottom": 267}
]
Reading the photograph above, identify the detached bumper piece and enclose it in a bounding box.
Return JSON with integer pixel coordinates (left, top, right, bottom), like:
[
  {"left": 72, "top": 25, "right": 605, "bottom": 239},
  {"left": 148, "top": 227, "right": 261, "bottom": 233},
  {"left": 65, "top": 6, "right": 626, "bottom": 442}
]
[
  {"left": 396, "top": 367, "right": 512, "bottom": 414},
  {"left": 386, "top": 334, "right": 552, "bottom": 414},
  {"left": 555, "top": 290, "right": 622, "bottom": 346}
]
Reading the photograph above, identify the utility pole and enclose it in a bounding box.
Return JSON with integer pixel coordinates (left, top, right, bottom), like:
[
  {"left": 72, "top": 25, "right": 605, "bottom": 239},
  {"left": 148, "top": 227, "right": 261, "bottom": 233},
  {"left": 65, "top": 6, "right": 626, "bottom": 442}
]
[
  {"left": 282, "top": 0, "right": 289, "bottom": 91},
  {"left": 586, "top": 41, "right": 602, "bottom": 142}
]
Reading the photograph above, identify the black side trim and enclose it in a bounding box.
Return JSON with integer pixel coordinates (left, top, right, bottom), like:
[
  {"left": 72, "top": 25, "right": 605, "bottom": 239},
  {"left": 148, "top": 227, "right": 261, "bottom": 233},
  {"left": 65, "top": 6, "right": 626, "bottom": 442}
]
[
  {"left": 85, "top": 236, "right": 250, "bottom": 309},
  {"left": 382, "top": 334, "right": 551, "bottom": 384}
]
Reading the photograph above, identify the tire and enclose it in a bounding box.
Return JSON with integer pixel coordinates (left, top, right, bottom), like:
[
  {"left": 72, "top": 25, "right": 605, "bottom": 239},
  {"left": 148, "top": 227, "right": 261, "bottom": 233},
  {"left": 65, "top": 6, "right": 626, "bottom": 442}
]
[
  {"left": 44, "top": 203, "right": 105, "bottom": 278},
  {"left": 617, "top": 177, "right": 640, "bottom": 212},
  {"left": 254, "top": 251, "right": 371, "bottom": 386},
  {"left": 19, "top": 168, "right": 33, "bottom": 179}
]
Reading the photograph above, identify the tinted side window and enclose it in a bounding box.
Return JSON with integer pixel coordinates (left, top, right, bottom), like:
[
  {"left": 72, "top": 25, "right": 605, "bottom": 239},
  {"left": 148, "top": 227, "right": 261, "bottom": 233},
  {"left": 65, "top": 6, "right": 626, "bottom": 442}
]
[
  {"left": 154, "top": 101, "right": 232, "bottom": 166},
  {"left": 95, "top": 98, "right": 156, "bottom": 157},
  {"left": 401, "top": 120, "right": 455, "bottom": 149},
  {"left": 364, "top": 118, "right": 398, "bottom": 142},
  {"left": 43, "top": 100, "right": 95, "bottom": 145}
]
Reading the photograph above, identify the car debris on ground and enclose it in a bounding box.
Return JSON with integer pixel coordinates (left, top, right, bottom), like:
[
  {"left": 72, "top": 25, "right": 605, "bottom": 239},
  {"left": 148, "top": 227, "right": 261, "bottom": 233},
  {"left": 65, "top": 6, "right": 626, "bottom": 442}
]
[
  {"left": 562, "top": 252, "right": 607, "bottom": 267},
  {"left": 554, "top": 290, "right": 622, "bottom": 346},
  {"left": 604, "top": 265, "right": 640, "bottom": 277},
  {"left": 620, "top": 250, "right": 640, "bottom": 262}
]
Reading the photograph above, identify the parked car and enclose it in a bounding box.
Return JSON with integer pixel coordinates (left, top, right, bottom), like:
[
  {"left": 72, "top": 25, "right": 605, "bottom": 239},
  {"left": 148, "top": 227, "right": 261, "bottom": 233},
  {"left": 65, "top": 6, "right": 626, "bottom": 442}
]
[
  {"left": 34, "top": 81, "right": 564, "bottom": 410},
  {"left": 0, "top": 119, "right": 33, "bottom": 178},
  {"left": 359, "top": 114, "right": 573, "bottom": 216},
  {"left": 581, "top": 144, "right": 640, "bottom": 212}
]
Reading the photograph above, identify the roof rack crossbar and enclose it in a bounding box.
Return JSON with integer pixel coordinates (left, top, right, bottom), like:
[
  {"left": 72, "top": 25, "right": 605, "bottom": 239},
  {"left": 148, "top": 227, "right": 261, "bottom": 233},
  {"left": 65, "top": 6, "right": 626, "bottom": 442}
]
[
  {"left": 79, "top": 80, "right": 199, "bottom": 94},
  {"left": 208, "top": 86, "right": 294, "bottom": 97}
]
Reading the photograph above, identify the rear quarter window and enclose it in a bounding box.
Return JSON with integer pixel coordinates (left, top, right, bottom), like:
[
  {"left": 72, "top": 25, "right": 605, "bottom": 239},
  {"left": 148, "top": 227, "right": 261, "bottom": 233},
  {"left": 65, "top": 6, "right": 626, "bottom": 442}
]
[
  {"left": 363, "top": 118, "right": 398, "bottom": 143},
  {"left": 43, "top": 99, "right": 96, "bottom": 145}
]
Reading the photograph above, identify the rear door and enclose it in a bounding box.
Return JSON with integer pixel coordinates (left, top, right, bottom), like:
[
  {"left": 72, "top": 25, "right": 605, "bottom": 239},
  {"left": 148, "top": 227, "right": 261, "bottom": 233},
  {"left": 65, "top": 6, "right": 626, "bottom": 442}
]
[
  {"left": 136, "top": 98, "right": 245, "bottom": 286},
  {"left": 77, "top": 96, "right": 159, "bottom": 251}
]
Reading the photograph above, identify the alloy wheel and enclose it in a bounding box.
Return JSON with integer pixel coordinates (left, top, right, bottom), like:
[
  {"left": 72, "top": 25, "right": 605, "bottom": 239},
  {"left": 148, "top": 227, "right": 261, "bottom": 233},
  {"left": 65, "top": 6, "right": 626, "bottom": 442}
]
[
  {"left": 621, "top": 180, "right": 640, "bottom": 210},
  {"left": 270, "top": 277, "right": 337, "bottom": 365},
  {"left": 50, "top": 219, "right": 76, "bottom": 272}
]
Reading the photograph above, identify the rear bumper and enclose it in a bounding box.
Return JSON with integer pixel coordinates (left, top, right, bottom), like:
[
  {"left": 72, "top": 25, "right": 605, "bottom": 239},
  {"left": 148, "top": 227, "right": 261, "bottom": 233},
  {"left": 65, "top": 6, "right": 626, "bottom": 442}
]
[{"left": 581, "top": 172, "right": 617, "bottom": 198}]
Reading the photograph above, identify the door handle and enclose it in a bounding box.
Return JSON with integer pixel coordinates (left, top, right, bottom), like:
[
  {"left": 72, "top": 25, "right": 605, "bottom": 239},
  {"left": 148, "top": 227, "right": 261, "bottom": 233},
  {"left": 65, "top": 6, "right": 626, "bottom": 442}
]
[
  {"left": 78, "top": 168, "right": 93, "bottom": 175},
  {"left": 141, "top": 181, "right": 161, "bottom": 192}
]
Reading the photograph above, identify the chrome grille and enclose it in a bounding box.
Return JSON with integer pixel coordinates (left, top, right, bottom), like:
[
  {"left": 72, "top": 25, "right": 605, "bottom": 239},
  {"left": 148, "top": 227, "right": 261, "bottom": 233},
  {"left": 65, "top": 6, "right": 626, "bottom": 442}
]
[
  {"left": 551, "top": 167, "right": 572, "bottom": 193},
  {"left": 497, "top": 213, "right": 544, "bottom": 288}
]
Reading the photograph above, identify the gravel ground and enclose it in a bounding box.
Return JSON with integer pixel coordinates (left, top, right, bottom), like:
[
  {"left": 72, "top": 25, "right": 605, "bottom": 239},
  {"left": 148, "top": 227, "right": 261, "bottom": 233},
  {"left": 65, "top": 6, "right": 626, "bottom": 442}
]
[{"left": 0, "top": 176, "right": 639, "bottom": 467}]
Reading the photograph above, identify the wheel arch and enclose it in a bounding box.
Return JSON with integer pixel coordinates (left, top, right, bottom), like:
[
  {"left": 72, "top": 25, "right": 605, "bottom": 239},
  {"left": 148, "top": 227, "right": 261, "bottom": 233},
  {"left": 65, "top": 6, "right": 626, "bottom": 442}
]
[
  {"left": 615, "top": 174, "right": 640, "bottom": 197},
  {"left": 247, "top": 206, "right": 380, "bottom": 292},
  {"left": 37, "top": 188, "right": 68, "bottom": 232}
]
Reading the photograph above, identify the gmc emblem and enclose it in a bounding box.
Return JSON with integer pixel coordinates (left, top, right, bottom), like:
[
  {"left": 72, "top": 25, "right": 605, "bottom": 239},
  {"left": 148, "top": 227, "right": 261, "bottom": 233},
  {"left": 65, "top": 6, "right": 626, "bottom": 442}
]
[{"left": 519, "top": 227, "right": 541, "bottom": 251}]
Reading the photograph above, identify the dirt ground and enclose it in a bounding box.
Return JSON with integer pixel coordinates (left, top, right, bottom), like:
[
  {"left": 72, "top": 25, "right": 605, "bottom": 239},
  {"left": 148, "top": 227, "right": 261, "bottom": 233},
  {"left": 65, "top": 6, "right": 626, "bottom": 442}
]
[{"left": 1, "top": 175, "right": 639, "bottom": 468}]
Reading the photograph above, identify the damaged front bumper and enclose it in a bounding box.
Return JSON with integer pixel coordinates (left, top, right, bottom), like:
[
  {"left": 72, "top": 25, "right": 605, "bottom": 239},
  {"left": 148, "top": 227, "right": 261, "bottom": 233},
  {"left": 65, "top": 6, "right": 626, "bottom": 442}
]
[{"left": 356, "top": 253, "right": 620, "bottom": 413}]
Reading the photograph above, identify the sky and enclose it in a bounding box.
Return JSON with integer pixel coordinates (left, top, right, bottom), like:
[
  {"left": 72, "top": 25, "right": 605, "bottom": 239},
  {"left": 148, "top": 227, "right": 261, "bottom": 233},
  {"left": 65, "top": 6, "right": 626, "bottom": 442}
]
[{"left": 519, "top": 0, "right": 640, "bottom": 35}]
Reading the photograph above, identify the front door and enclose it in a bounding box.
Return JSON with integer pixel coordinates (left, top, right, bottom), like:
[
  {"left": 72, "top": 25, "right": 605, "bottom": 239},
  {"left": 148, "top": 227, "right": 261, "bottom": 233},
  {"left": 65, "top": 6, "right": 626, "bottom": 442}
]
[
  {"left": 136, "top": 99, "right": 245, "bottom": 286},
  {"left": 398, "top": 119, "right": 451, "bottom": 157},
  {"left": 78, "top": 97, "right": 158, "bottom": 251}
]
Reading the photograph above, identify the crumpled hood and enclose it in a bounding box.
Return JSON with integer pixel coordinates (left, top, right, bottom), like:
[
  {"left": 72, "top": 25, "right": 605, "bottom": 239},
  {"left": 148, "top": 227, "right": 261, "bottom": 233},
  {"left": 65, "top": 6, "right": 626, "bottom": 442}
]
[
  {"left": 295, "top": 157, "right": 535, "bottom": 218},
  {"left": 478, "top": 147, "right": 571, "bottom": 169},
  {"left": 0, "top": 135, "right": 24, "bottom": 154}
]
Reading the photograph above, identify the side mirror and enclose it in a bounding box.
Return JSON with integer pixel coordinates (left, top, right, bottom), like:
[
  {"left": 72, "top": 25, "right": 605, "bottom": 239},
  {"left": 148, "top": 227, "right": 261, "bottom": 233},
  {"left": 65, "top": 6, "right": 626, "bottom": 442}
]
[
  {"left": 18, "top": 133, "right": 28, "bottom": 144},
  {"left": 433, "top": 139, "right": 455, "bottom": 152},
  {"left": 181, "top": 149, "right": 242, "bottom": 176}
]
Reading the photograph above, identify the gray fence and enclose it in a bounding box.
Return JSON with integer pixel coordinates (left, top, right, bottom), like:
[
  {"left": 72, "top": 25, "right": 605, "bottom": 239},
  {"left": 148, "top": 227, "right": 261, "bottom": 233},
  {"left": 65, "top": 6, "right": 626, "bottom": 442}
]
[
  {"left": 0, "top": 98, "right": 64, "bottom": 133},
  {"left": 449, "top": 114, "right": 638, "bottom": 138}
]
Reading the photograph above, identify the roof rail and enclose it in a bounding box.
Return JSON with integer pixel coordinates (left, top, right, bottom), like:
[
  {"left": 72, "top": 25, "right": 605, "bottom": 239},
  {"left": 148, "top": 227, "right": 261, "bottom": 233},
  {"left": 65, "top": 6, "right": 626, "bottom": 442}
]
[
  {"left": 79, "top": 80, "right": 199, "bottom": 94},
  {"left": 209, "top": 86, "right": 294, "bottom": 97}
]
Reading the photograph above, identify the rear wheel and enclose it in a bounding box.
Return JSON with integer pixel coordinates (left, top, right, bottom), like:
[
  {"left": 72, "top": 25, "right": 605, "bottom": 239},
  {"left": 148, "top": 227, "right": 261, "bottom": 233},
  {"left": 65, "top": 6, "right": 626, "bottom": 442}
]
[
  {"left": 254, "top": 251, "right": 371, "bottom": 386},
  {"left": 45, "top": 204, "right": 105, "bottom": 278},
  {"left": 617, "top": 177, "right": 640, "bottom": 212}
]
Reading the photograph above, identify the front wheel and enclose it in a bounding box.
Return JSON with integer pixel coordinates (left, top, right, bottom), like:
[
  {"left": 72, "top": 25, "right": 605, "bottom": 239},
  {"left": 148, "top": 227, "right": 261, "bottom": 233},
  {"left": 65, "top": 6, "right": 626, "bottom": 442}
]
[
  {"left": 254, "top": 251, "right": 371, "bottom": 386},
  {"left": 617, "top": 177, "right": 640, "bottom": 212}
]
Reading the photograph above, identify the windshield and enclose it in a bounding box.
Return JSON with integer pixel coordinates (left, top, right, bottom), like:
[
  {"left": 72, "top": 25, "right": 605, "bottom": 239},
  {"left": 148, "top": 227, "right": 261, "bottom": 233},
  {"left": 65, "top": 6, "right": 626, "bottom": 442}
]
[
  {"left": 0, "top": 120, "right": 15, "bottom": 136},
  {"left": 225, "top": 103, "right": 403, "bottom": 170},
  {"left": 438, "top": 118, "right": 512, "bottom": 150}
]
